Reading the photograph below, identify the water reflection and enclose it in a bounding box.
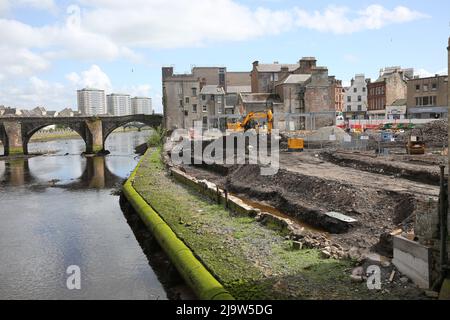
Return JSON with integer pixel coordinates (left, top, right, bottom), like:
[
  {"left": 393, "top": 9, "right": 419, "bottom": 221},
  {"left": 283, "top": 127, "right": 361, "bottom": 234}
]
[
  {"left": 1, "top": 159, "right": 35, "bottom": 186},
  {"left": 0, "top": 131, "right": 167, "bottom": 300},
  {"left": 0, "top": 156, "right": 123, "bottom": 190}
]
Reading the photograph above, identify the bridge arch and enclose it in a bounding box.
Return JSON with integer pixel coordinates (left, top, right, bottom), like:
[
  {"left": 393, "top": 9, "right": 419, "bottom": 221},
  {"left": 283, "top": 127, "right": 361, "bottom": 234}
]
[
  {"left": 0, "top": 124, "right": 8, "bottom": 156},
  {"left": 101, "top": 116, "right": 161, "bottom": 147},
  {"left": 22, "top": 123, "right": 87, "bottom": 154}
]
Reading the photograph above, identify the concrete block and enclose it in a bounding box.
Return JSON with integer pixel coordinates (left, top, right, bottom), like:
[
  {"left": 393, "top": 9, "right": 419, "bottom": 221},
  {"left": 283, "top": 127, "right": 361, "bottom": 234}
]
[{"left": 393, "top": 235, "right": 432, "bottom": 289}]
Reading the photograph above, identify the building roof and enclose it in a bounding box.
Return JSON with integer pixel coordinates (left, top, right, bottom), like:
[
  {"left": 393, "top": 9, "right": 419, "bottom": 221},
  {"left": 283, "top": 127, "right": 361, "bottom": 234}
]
[
  {"left": 226, "top": 86, "right": 251, "bottom": 94},
  {"left": 107, "top": 93, "right": 130, "bottom": 97},
  {"left": 279, "top": 74, "right": 311, "bottom": 85},
  {"left": 256, "top": 63, "right": 299, "bottom": 73},
  {"left": 20, "top": 110, "right": 33, "bottom": 117},
  {"left": 200, "top": 85, "right": 225, "bottom": 95},
  {"left": 46, "top": 111, "right": 58, "bottom": 117},
  {"left": 239, "top": 93, "right": 281, "bottom": 104},
  {"left": 78, "top": 88, "right": 105, "bottom": 92}
]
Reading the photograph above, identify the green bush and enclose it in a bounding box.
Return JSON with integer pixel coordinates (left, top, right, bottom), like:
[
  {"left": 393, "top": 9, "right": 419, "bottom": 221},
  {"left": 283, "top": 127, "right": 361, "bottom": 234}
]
[{"left": 147, "top": 125, "right": 166, "bottom": 147}]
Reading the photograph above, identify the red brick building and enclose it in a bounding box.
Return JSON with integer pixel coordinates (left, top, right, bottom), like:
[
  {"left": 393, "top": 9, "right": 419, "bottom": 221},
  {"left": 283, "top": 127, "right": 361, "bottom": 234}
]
[{"left": 367, "top": 67, "right": 410, "bottom": 119}]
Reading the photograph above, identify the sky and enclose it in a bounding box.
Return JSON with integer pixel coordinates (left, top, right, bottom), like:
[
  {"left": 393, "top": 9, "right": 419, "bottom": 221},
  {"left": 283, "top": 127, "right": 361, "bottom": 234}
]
[{"left": 0, "top": 0, "right": 449, "bottom": 113}]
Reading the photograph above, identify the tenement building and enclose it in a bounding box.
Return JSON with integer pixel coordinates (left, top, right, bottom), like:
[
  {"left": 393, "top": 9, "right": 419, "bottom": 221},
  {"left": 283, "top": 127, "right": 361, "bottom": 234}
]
[
  {"left": 406, "top": 75, "right": 448, "bottom": 119},
  {"left": 162, "top": 66, "right": 250, "bottom": 130},
  {"left": 367, "top": 67, "right": 413, "bottom": 120},
  {"left": 343, "top": 74, "right": 369, "bottom": 120}
]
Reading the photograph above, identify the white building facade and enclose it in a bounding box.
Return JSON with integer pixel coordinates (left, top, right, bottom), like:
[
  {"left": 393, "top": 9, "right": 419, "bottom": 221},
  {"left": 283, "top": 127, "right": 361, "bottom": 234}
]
[
  {"left": 77, "top": 88, "right": 106, "bottom": 115},
  {"left": 107, "top": 94, "right": 131, "bottom": 116},
  {"left": 131, "top": 97, "right": 153, "bottom": 115},
  {"left": 343, "top": 74, "right": 369, "bottom": 120}
]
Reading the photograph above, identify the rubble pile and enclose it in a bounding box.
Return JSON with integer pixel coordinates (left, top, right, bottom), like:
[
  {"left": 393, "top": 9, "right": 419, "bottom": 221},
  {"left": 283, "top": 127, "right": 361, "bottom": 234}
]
[{"left": 422, "top": 119, "right": 448, "bottom": 147}]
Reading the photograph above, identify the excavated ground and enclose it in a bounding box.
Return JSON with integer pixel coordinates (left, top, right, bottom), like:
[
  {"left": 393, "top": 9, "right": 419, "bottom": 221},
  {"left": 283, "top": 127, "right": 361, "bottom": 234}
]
[{"left": 181, "top": 150, "right": 441, "bottom": 258}]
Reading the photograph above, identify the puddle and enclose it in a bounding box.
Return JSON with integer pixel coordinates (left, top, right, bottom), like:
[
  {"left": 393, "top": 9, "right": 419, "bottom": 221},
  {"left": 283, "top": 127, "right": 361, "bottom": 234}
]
[{"left": 234, "top": 195, "right": 327, "bottom": 234}]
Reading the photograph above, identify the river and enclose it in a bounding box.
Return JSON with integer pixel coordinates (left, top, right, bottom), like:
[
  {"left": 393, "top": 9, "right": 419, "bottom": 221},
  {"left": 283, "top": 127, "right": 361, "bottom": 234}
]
[{"left": 0, "top": 131, "right": 168, "bottom": 300}]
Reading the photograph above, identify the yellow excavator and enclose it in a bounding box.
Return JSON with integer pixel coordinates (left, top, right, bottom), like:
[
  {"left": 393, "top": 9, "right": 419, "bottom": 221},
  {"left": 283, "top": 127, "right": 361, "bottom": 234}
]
[
  {"left": 227, "top": 110, "right": 273, "bottom": 134},
  {"left": 406, "top": 128, "right": 425, "bottom": 155}
]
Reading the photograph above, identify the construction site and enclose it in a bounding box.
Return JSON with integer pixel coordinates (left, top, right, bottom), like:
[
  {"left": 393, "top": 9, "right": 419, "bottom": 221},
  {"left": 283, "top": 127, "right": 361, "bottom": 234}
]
[{"left": 153, "top": 114, "right": 450, "bottom": 299}]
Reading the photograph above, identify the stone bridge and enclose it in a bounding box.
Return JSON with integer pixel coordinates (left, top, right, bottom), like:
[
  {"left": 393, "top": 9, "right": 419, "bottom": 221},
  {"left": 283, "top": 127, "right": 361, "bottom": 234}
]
[{"left": 0, "top": 114, "right": 163, "bottom": 156}]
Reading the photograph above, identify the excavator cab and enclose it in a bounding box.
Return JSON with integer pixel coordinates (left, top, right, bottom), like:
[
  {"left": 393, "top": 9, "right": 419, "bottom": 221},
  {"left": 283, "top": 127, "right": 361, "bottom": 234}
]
[
  {"left": 406, "top": 128, "right": 425, "bottom": 155},
  {"left": 227, "top": 110, "right": 273, "bottom": 134}
]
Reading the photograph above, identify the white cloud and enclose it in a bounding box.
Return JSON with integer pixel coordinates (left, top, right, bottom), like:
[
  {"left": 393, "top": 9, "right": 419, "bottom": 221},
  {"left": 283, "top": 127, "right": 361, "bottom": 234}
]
[
  {"left": 294, "top": 5, "right": 428, "bottom": 34},
  {"left": 0, "top": 2, "right": 428, "bottom": 77},
  {"left": 0, "top": 77, "right": 70, "bottom": 109},
  {"left": 66, "top": 65, "right": 112, "bottom": 91},
  {"left": 0, "top": 45, "right": 49, "bottom": 79},
  {"left": 415, "top": 68, "right": 448, "bottom": 78},
  {"left": 76, "top": 1, "right": 428, "bottom": 48}
]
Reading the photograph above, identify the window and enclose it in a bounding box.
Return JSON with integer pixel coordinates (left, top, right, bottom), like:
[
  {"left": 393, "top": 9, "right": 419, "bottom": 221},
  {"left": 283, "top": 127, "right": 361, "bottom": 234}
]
[
  {"left": 185, "top": 97, "right": 190, "bottom": 104},
  {"left": 432, "top": 83, "right": 437, "bottom": 90},
  {"left": 210, "top": 95, "right": 215, "bottom": 101},
  {"left": 219, "top": 68, "right": 226, "bottom": 86},
  {"left": 192, "top": 104, "right": 197, "bottom": 113},
  {"left": 217, "top": 96, "right": 222, "bottom": 104},
  {"left": 423, "top": 96, "right": 429, "bottom": 105},
  {"left": 192, "top": 88, "right": 197, "bottom": 96},
  {"left": 353, "top": 88, "right": 357, "bottom": 93},
  {"left": 179, "top": 100, "right": 183, "bottom": 107},
  {"left": 357, "top": 105, "right": 362, "bottom": 111},
  {"left": 432, "top": 96, "right": 437, "bottom": 105},
  {"left": 362, "top": 87, "right": 366, "bottom": 92},
  {"left": 415, "top": 97, "right": 420, "bottom": 106},
  {"left": 358, "top": 95, "right": 362, "bottom": 102},
  {"left": 202, "top": 105, "right": 207, "bottom": 112},
  {"left": 202, "top": 116, "right": 207, "bottom": 125},
  {"left": 202, "top": 95, "right": 206, "bottom": 100},
  {"left": 347, "top": 106, "right": 351, "bottom": 111},
  {"left": 423, "top": 84, "right": 428, "bottom": 92},
  {"left": 416, "top": 84, "right": 420, "bottom": 91},
  {"left": 347, "top": 96, "right": 351, "bottom": 102}
]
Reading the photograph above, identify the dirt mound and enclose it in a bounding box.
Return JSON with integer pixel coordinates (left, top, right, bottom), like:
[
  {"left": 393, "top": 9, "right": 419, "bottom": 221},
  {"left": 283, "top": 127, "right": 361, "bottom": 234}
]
[
  {"left": 421, "top": 119, "right": 448, "bottom": 147},
  {"left": 310, "top": 126, "right": 350, "bottom": 142}
]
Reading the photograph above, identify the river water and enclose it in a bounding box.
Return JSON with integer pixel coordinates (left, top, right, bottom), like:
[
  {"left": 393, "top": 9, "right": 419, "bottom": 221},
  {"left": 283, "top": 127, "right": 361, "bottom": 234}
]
[{"left": 0, "top": 131, "right": 168, "bottom": 300}]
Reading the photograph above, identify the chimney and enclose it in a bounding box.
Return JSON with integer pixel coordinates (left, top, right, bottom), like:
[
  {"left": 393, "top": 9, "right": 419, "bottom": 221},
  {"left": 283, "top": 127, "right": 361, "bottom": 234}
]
[
  {"left": 162, "top": 67, "right": 173, "bottom": 80},
  {"left": 299, "top": 57, "right": 317, "bottom": 74},
  {"left": 252, "top": 61, "right": 259, "bottom": 68}
]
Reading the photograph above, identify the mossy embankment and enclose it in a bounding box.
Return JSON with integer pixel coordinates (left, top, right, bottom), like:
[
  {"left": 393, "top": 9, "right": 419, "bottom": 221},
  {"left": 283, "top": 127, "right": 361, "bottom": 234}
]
[{"left": 131, "top": 149, "right": 424, "bottom": 300}]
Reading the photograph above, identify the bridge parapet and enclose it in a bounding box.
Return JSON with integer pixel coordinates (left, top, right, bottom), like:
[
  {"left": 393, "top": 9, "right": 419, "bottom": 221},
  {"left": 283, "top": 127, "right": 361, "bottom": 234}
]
[{"left": 0, "top": 114, "right": 163, "bottom": 156}]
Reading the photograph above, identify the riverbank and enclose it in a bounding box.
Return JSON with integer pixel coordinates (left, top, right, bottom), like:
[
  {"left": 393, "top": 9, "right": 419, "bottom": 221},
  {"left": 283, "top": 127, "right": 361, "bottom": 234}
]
[{"left": 127, "top": 148, "right": 427, "bottom": 300}]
